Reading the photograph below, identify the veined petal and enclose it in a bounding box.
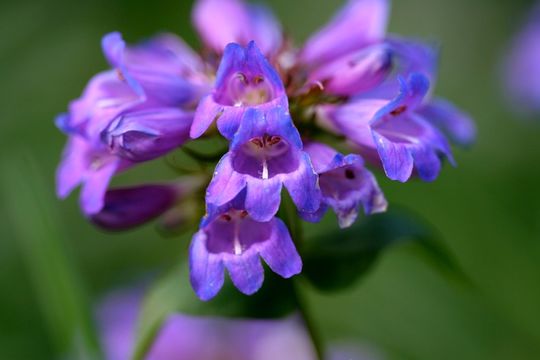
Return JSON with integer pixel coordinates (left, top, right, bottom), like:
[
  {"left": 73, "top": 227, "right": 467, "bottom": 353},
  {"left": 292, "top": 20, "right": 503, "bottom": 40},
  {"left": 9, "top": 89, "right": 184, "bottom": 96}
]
[
  {"left": 56, "top": 136, "right": 88, "bottom": 199},
  {"left": 301, "top": 0, "right": 390, "bottom": 66}
]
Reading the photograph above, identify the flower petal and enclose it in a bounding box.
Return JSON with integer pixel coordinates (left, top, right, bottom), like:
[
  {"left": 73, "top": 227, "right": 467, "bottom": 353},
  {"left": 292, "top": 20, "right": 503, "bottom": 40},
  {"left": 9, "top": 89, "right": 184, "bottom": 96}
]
[
  {"left": 206, "top": 154, "right": 247, "bottom": 207},
  {"left": 282, "top": 152, "right": 321, "bottom": 214},
  {"left": 258, "top": 218, "right": 302, "bottom": 278},
  {"left": 301, "top": 0, "right": 390, "bottom": 66},
  {"left": 223, "top": 251, "right": 264, "bottom": 296},
  {"left": 80, "top": 157, "right": 121, "bottom": 215},
  {"left": 418, "top": 98, "right": 476, "bottom": 147},
  {"left": 189, "top": 230, "right": 226, "bottom": 301},
  {"left": 244, "top": 176, "right": 283, "bottom": 222},
  {"left": 192, "top": 0, "right": 282, "bottom": 55}
]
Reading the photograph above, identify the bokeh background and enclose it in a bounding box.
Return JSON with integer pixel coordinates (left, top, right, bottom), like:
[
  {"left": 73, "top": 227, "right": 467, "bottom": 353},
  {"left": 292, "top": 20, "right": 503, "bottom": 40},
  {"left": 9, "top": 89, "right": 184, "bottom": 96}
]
[{"left": 1, "top": 0, "right": 540, "bottom": 359}]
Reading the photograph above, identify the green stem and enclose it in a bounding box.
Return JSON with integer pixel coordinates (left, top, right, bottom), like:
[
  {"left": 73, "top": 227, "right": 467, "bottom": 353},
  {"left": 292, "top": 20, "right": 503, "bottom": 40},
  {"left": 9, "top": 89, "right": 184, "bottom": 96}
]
[{"left": 293, "top": 280, "right": 324, "bottom": 360}]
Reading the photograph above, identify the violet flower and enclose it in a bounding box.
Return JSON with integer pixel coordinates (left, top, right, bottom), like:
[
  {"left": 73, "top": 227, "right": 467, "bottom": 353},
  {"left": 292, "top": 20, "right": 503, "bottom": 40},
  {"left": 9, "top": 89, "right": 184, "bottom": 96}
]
[
  {"left": 190, "top": 191, "right": 301, "bottom": 301},
  {"left": 301, "top": 142, "right": 387, "bottom": 228},
  {"left": 504, "top": 2, "right": 540, "bottom": 116},
  {"left": 97, "top": 287, "right": 317, "bottom": 360},
  {"left": 205, "top": 107, "right": 320, "bottom": 222},
  {"left": 190, "top": 41, "right": 288, "bottom": 140}
]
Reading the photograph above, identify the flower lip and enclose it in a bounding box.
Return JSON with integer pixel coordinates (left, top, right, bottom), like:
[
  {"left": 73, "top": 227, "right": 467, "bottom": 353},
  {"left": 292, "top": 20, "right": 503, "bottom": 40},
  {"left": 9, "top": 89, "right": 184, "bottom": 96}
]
[{"left": 231, "top": 134, "right": 299, "bottom": 179}]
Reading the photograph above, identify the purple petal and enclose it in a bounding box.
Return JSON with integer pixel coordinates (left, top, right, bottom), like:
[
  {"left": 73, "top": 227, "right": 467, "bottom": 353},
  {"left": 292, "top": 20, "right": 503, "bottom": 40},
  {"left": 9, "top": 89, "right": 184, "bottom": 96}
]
[
  {"left": 206, "top": 153, "right": 247, "bottom": 207},
  {"left": 80, "top": 156, "right": 121, "bottom": 215},
  {"left": 308, "top": 43, "right": 393, "bottom": 96},
  {"left": 244, "top": 176, "right": 283, "bottom": 222},
  {"left": 387, "top": 36, "right": 439, "bottom": 84},
  {"left": 282, "top": 152, "right": 321, "bottom": 214},
  {"left": 192, "top": 0, "right": 282, "bottom": 55},
  {"left": 103, "top": 107, "right": 193, "bottom": 162},
  {"left": 418, "top": 98, "right": 476, "bottom": 147},
  {"left": 258, "top": 218, "right": 302, "bottom": 278},
  {"left": 301, "top": 0, "right": 390, "bottom": 66},
  {"left": 56, "top": 136, "right": 87, "bottom": 199},
  {"left": 189, "top": 230, "right": 226, "bottom": 301},
  {"left": 90, "top": 184, "right": 179, "bottom": 230},
  {"left": 223, "top": 250, "right": 265, "bottom": 296}
]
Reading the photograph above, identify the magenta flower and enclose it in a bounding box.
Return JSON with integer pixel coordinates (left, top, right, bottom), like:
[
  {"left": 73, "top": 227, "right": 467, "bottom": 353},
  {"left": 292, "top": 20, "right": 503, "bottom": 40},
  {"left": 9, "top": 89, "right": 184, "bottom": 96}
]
[{"left": 190, "top": 191, "right": 301, "bottom": 300}]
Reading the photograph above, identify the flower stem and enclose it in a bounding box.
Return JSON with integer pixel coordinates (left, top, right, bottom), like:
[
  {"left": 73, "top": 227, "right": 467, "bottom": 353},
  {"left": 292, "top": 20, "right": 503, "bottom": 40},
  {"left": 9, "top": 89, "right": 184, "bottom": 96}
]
[{"left": 293, "top": 280, "right": 324, "bottom": 360}]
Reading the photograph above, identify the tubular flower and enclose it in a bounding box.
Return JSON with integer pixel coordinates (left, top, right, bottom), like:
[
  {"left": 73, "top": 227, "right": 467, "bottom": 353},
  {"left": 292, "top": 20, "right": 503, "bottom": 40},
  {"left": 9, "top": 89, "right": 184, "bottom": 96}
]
[
  {"left": 301, "top": 142, "right": 387, "bottom": 228},
  {"left": 190, "top": 191, "right": 301, "bottom": 301},
  {"left": 55, "top": 0, "right": 475, "bottom": 299}
]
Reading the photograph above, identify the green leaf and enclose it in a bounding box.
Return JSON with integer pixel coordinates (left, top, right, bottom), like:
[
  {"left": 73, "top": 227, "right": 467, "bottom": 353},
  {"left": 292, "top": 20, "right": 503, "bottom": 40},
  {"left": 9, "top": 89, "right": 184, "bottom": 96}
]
[
  {"left": 301, "top": 209, "right": 468, "bottom": 292},
  {"left": 133, "top": 263, "right": 299, "bottom": 360},
  {"left": 1, "top": 153, "right": 102, "bottom": 359}
]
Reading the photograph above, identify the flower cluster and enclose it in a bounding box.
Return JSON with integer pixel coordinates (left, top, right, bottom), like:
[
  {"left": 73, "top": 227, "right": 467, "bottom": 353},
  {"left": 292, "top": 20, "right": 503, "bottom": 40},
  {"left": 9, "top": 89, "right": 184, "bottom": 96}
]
[{"left": 56, "top": 0, "right": 475, "bottom": 301}]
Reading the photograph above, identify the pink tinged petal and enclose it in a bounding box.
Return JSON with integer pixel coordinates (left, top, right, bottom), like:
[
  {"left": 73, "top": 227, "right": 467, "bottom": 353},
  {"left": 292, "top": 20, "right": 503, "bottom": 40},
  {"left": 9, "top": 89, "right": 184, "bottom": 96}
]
[
  {"left": 192, "top": 0, "right": 282, "bottom": 55},
  {"left": 282, "top": 152, "right": 321, "bottom": 214},
  {"left": 308, "top": 43, "right": 393, "bottom": 96},
  {"left": 259, "top": 218, "right": 302, "bottom": 278},
  {"left": 189, "top": 230, "right": 226, "bottom": 301},
  {"left": 56, "top": 136, "right": 88, "bottom": 199},
  {"left": 80, "top": 156, "right": 121, "bottom": 215},
  {"left": 223, "top": 251, "right": 265, "bottom": 296},
  {"left": 301, "top": 0, "right": 390, "bottom": 66},
  {"left": 206, "top": 154, "right": 247, "bottom": 207},
  {"left": 244, "top": 177, "right": 283, "bottom": 222},
  {"left": 418, "top": 98, "right": 476, "bottom": 147}
]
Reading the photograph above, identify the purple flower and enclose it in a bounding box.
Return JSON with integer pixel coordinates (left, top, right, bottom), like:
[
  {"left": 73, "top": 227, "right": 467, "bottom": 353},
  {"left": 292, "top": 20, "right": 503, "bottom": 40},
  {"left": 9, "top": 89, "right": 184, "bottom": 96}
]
[
  {"left": 301, "top": 142, "right": 387, "bottom": 228},
  {"left": 193, "top": 0, "right": 282, "bottom": 56},
  {"left": 56, "top": 136, "right": 132, "bottom": 215},
  {"left": 189, "top": 191, "right": 302, "bottom": 301},
  {"left": 323, "top": 73, "right": 455, "bottom": 182},
  {"left": 90, "top": 180, "right": 201, "bottom": 231},
  {"left": 102, "top": 107, "right": 193, "bottom": 162},
  {"left": 190, "top": 41, "right": 288, "bottom": 140},
  {"left": 205, "top": 107, "right": 320, "bottom": 222},
  {"left": 102, "top": 32, "right": 209, "bottom": 107},
  {"left": 97, "top": 286, "right": 317, "bottom": 360},
  {"left": 504, "top": 3, "right": 540, "bottom": 116}
]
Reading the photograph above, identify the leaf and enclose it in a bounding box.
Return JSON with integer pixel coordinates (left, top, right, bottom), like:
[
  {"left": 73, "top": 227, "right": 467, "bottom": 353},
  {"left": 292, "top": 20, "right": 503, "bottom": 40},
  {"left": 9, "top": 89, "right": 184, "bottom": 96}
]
[
  {"left": 301, "top": 208, "right": 468, "bottom": 292},
  {"left": 133, "top": 263, "right": 299, "bottom": 360},
  {"left": 1, "top": 153, "right": 102, "bottom": 359}
]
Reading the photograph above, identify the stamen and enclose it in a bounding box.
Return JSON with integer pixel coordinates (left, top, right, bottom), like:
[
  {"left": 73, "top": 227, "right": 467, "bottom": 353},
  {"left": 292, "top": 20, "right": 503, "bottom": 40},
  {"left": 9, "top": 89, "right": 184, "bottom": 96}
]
[
  {"left": 220, "top": 214, "right": 232, "bottom": 222},
  {"left": 266, "top": 135, "right": 281, "bottom": 146},
  {"left": 240, "top": 210, "right": 249, "bottom": 218},
  {"left": 253, "top": 75, "right": 264, "bottom": 85}
]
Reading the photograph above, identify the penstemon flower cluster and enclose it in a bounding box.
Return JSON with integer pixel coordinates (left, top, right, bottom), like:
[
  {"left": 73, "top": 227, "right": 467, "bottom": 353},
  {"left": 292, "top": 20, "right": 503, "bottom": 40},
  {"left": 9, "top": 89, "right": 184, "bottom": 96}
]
[{"left": 55, "top": 0, "right": 475, "bottom": 301}]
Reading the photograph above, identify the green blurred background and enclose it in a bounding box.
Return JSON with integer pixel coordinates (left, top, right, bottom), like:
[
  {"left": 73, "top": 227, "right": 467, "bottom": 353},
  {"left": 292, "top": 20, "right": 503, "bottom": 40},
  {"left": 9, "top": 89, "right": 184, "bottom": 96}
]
[{"left": 1, "top": 0, "right": 540, "bottom": 359}]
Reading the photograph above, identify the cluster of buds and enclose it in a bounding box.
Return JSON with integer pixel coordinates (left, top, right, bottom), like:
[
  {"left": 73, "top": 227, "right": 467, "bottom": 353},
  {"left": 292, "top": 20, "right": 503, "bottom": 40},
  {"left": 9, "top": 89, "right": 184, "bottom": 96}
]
[{"left": 56, "top": 0, "right": 475, "bottom": 301}]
